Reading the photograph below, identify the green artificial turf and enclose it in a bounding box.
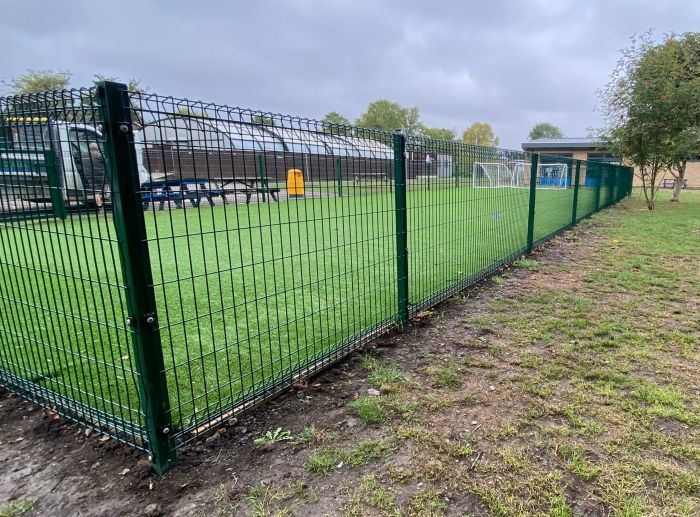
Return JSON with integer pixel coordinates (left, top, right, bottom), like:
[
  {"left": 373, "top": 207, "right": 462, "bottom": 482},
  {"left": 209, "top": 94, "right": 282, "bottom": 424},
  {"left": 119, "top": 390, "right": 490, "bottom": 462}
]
[{"left": 0, "top": 184, "right": 607, "bottom": 431}]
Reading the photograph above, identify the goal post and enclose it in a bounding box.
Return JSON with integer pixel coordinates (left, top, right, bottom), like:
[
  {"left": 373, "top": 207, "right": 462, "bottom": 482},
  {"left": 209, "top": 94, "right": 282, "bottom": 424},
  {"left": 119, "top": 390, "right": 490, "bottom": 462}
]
[
  {"left": 472, "top": 162, "right": 515, "bottom": 188},
  {"left": 472, "top": 161, "right": 569, "bottom": 189},
  {"left": 537, "top": 163, "right": 569, "bottom": 189},
  {"left": 511, "top": 161, "right": 528, "bottom": 188},
  {"left": 510, "top": 161, "right": 569, "bottom": 189}
]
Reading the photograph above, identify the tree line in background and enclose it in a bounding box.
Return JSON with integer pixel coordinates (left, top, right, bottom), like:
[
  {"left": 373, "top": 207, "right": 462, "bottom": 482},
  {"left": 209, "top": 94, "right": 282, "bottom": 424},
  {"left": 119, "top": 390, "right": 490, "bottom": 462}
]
[
  {"left": 323, "top": 100, "right": 565, "bottom": 147},
  {"left": 2, "top": 69, "right": 566, "bottom": 151},
  {"left": 322, "top": 101, "right": 503, "bottom": 146},
  {"left": 599, "top": 31, "right": 699, "bottom": 209},
  {"left": 0, "top": 69, "right": 146, "bottom": 96}
]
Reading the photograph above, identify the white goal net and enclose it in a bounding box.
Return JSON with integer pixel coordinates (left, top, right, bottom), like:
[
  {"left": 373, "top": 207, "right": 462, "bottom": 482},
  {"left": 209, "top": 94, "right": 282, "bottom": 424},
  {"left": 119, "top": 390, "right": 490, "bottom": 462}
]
[
  {"left": 509, "top": 161, "right": 569, "bottom": 189},
  {"left": 511, "top": 161, "right": 528, "bottom": 188},
  {"left": 538, "top": 163, "right": 568, "bottom": 189},
  {"left": 473, "top": 162, "right": 516, "bottom": 188}
]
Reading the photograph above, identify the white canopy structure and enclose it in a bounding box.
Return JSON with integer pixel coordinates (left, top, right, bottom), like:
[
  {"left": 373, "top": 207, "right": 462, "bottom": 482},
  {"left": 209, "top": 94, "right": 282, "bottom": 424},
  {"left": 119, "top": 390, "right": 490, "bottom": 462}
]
[{"left": 136, "top": 116, "right": 393, "bottom": 158}]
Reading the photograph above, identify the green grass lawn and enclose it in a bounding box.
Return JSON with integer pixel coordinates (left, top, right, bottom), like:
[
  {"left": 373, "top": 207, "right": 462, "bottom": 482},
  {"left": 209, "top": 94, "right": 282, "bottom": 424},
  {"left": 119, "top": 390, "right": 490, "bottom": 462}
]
[
  {"left": 187, "top": 189, "right": 699, "bottom": 517},
  {"left": 0, "top": 184, "right": 606, "bottom": 433}
]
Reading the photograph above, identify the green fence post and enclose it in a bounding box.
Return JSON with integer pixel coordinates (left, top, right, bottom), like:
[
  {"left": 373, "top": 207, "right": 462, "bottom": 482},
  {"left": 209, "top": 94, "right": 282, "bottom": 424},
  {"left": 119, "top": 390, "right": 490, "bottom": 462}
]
[
  {"left": 628, "top": 166, "right": 634, "bottom": 196},
  {"left": 97, "top": 81, "right": 175, "bottom": 474},
  {"left": 44, "top": 150, "right": 67, "bottom": 219},
  {"left": 594, "top": 163, "right": 602, "bottom": 212},
  {"left": 571, "top": 160, "right": 581, "bottom": 225},
  {"left": 526, "top": 153, "right": 539, "bottom": 253},
  {"left": 622, "top": 166, "right": 627, "bottom": 198},
  {"left": 393, "top": 131, "right": 409, "bottom": 326},
  {"left": 619, "top": 165, "right": 626, "bottom": 200},
  {"left": 335, "top": 157, "right": 342, "bottom": 197},
  {"left": 257, "top": 154, "right": 267, "bottom": 203}
]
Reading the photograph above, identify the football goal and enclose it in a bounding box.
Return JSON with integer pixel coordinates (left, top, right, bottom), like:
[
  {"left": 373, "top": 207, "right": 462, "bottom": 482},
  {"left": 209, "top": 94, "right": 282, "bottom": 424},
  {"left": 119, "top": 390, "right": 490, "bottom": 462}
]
[
  {"left": 538, "top": 163, "right": 569, "bottom": 189},
  {"left": 509, "top": 161, "right": 569, "bottom": 189},
  {"left": 473, "top": 162, "right": 516, "bottom": 188}
]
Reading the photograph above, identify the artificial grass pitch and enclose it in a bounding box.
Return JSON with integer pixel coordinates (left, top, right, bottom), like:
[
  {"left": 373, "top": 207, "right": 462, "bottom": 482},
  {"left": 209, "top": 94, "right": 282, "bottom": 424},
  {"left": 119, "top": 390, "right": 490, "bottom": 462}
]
[{"left": 0, "top": 184, "right": 592, "bottom": 431}]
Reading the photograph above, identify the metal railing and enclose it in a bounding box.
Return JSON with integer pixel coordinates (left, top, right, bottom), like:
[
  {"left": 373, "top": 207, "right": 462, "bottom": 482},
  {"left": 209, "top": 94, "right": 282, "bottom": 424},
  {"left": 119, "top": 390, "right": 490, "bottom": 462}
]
[{"left": 0, "top": 82, "right": 634, "bottom": 472}]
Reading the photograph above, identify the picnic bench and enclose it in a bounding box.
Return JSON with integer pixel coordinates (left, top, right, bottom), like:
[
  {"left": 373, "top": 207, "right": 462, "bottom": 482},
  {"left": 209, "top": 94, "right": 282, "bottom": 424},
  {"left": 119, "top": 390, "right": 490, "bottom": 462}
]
[
  {"left": 141, "top": 178, "right": 280, "bottom": 210},
  {"left": 660, "top": 179, "right": 697, "bottom": 190}
]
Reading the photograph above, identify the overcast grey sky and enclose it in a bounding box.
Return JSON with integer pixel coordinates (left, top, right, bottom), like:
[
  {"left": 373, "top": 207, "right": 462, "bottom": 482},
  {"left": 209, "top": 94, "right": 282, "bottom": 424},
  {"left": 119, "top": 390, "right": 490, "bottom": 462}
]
[{"left": 1, "top": 0, "right": 698, "bottom": 148}]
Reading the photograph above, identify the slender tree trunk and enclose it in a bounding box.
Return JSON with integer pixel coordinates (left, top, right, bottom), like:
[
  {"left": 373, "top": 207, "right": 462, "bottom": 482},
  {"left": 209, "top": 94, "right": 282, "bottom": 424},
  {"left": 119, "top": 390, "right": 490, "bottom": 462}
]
[
  {"left": 670, "top": 161, "right": 687, "bottom": 203},
  {"left": 640, "top": 167, "right": 656, "bottom": 210},
  {"left": 642, "top": 181, "right": 655, "bottom": 210},
  {"left": 671, "top": 177, "right": 684, "bottom": 202}
]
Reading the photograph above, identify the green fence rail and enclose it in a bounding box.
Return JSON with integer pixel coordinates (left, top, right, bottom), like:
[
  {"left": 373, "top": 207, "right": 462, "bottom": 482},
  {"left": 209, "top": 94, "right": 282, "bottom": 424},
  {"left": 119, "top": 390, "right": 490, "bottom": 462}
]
[{"left": 0, "top": 82, "right": 633, "bottom": 473}]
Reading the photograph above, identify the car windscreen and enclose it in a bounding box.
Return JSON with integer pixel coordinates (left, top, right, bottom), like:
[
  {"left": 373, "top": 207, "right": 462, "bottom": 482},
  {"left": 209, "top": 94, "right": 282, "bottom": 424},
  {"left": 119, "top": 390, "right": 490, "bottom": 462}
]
[{"left": 8, "top": 124, "right": 51, "bottom": 151}]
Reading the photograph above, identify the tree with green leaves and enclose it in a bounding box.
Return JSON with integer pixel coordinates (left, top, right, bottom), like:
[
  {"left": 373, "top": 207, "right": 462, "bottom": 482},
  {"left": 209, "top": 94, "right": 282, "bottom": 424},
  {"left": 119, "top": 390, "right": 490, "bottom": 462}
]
[
  {"left": 2, "top": 69, "right": 72, "bottom": 94},
  {"left": 643, "top": 34, "right": 700, "bottom": 202},
  {"left": 599, "top": 32, "right": 666, "bottom": 210},
  {"left": 599, "top": 31, "right": 700, "bottom": 209},
  {"left": 321, "top": 111, "right": 352, "bottom": 135},
  {"left": 1, "top": 70, "right": 76, "bottom": 122},
  {"left": 423, "top": 127, "right": 456, "bottom": 141},
  {"left": 527, "top": 122, "right": 563, "bottom": 141},
  {"left": 461, "top": 122, "right": 499, "bottom": 147},
  {"left": 252, "top": 114, "right": 274, "bottom": 126},
  {"left": 322, "top": 111, "right": 351, "bottom": 126},
  {"left": 355, "top": 99, "right": 423, "bottom": 136},
  {"left": 93, "top": 74, "right": 148, "bottom": 93}
]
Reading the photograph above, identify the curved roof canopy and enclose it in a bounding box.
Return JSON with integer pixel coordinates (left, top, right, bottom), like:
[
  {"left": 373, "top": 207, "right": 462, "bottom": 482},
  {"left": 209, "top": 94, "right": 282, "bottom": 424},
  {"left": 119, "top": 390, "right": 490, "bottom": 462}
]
[
  {"left": 137, "top": 116, "right": 393, "bottom": 158},
  {"left": 137, "top": 117, "right": 285, "bottom": 152}
]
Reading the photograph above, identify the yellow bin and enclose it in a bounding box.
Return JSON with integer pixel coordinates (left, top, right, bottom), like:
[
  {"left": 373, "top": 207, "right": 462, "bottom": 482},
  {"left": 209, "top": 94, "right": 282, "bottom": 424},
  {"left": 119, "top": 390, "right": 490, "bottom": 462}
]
[{"left": 287, "top": 169, "right": 305, "bottom": 198}]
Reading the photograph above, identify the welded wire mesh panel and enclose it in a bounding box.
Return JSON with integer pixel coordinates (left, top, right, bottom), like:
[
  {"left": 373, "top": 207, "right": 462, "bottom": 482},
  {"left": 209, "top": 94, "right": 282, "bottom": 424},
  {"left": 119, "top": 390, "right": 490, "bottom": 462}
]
[
  {"left": 128, "top": 92, "right": 399, "bottom": 443},
  {"left": 532, "top": 154, "right": 576, "bottom": 245},
  {"left": 405, "top": 137, "right": 530, "bottom": 311},
  {"left": 598, "top": 166, "right": 611, "bottom": 208},
  {"left": 0, "top": 83, "right": 636, "bottom": 468},
  {"left": 576, "top": 161, "right": 597, "bottom": 220},
  {"left": 0, "top": 89, "right": 146, "bottom": 447},
  {"left": 607, "top": 165, "right": 622, "bottom": 206},
  {"left": 612, "top": 167, "right": 622, "bottom": 202}
]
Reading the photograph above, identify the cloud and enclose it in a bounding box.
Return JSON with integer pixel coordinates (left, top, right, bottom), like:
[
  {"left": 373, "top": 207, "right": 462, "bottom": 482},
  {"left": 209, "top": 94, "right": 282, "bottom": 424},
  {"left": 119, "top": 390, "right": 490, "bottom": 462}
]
[{"left": 1, "top": 0, "right": 698, "bottom": 147}]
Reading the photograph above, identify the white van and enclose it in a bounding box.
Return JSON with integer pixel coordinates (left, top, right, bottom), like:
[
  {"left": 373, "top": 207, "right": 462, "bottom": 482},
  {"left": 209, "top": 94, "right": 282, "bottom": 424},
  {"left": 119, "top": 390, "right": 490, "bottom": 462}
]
[{"left": 0, "top": 117, "right": 148, "bottom": 212}]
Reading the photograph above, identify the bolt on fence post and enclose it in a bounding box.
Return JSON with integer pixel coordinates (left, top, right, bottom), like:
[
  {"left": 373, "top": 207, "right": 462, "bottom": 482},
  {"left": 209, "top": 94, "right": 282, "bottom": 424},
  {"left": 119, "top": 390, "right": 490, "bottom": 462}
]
[
  {"left": 97, "top": 81, "right": 175, "bottom": 474},
  {"left": 571, "top": 160, "right": 581, "bottom": 225},
  {"left": 393, "top": 130, "right": 409, "bottom": 327},
  {"left": 526, "top": 153, "right": 539, "bottom": 253}
]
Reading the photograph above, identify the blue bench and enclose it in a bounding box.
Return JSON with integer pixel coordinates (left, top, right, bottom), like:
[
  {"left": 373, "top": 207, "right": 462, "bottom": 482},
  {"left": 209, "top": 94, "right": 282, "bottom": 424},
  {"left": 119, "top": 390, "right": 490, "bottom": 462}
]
[
  {"left": 141, "top": 179, "right": 280, "bottom": 210},
  {"left": 141, "top": 179, "right": 221, "bottom": 210}
]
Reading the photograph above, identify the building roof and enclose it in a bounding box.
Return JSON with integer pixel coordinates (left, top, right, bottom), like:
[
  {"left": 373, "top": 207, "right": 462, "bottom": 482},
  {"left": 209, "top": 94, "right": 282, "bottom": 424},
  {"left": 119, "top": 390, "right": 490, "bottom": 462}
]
[{"left": 521, "top": 137, "right": 609, "bottom": 151}]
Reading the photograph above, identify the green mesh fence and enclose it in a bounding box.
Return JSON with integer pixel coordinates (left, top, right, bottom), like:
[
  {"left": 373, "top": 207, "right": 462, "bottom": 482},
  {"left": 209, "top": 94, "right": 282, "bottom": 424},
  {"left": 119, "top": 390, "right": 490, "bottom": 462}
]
[{"left": 0, "top": 82, "right": 633, "bottom": 472}]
